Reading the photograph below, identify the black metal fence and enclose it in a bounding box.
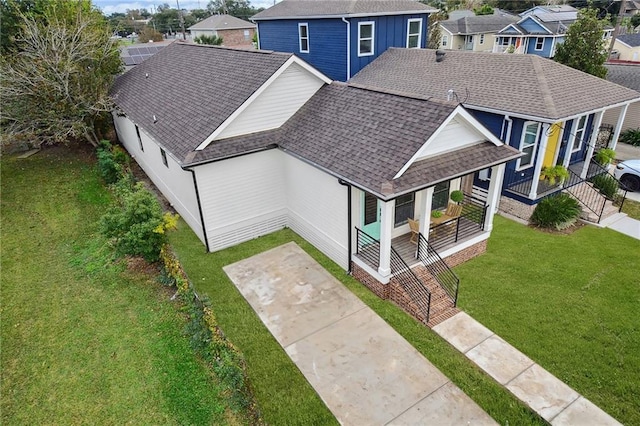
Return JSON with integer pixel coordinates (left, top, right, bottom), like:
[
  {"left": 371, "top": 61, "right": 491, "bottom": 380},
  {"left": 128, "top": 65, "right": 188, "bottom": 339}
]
[
  {"left": 428, "top": 194, "right": 488, "bottom": 252},
  {"left": 390, "top": 246, "right": 431, "bottom": 324},
  {"left": 417, "top": 233, "right": 460, "bottom": 306},
  {"left": 355, "top": 227, "right": 380, "bottom": 270}
]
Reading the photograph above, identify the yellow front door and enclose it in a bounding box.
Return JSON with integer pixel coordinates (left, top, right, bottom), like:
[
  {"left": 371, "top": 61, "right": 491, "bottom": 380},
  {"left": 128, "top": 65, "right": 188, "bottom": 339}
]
[{"left": 542, "top": 122, "right": 563, "bottom": 168}]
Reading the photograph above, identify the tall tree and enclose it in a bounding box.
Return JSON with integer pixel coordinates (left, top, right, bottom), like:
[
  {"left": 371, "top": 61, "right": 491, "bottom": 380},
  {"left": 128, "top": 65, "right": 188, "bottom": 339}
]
[
  {"left": 1, "top": 0, "right": 122, "bottom": 147},
  {"left": 207, "top": 0, "right": 257, "bottom": 19},
  {"left": 428, "top": 11, "right": 447, "bottom": 49},
  {"left": 554, "top": 7, "right": 608, "bottom": 78},
  {"left": 474, "top": 4, "right": 494, "bottom": 15}
]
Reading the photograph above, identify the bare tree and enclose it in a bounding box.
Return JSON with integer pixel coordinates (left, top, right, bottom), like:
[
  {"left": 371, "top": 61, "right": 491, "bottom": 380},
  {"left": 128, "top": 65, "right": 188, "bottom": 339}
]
[{"left": 1, "top": 2, "right": 122, "bottom": 147}]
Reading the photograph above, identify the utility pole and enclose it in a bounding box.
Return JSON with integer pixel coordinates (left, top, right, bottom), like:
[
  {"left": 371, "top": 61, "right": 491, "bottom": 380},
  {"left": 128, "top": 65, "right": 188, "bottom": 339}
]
[
  {"left": 176, "top": 0, "right": 187, "bottom": 40},
  {"left": 608, "top": 0, "right": 627, "bottom": 57}
]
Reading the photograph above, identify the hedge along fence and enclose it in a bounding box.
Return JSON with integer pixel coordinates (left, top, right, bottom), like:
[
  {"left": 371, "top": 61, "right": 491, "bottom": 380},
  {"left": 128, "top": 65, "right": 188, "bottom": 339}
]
[
  {"left": 159, "top": 245, "right": 261, "bottom": 423},
  {"left": 96, "top": 141, "right": 261, "bottom": 422}
]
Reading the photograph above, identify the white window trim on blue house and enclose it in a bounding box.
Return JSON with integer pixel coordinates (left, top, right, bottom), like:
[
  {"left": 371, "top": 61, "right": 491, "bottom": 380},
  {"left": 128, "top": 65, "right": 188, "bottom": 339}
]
[
  {"left": 571, "top": 115, "right": 587, "bottom": 152},
  {"left": 406, "top": 18, "right": 422, "bottom": 48},
  {"left": 358, "top": 21, "right": 375, "bottom": 56},
  {"left": 517, "top": 121, "right": 540, "bottom": 171},
  {"left": 535, "top": 37, "right": 544, "bottom": 51},
  {"left": 298, "top": 23, "right": 309, "bottom": 53}
]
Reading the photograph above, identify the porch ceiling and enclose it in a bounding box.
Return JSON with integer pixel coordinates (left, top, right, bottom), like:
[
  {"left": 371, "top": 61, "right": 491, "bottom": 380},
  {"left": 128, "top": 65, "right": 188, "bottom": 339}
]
[{"left": 386, "top": 142, "right": 522, "bottom": 199}]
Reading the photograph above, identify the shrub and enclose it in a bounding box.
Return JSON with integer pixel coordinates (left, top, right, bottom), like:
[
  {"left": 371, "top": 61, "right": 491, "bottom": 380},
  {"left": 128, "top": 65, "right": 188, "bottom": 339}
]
[
  {"left": 100, "top": 182, "right": 177, "bottom": 261},
  {"left": 591, "top": 174, "right": 619, "bottom": 199},
  {"left": 194, "top": 34, "right": 223, "bottom": 45},
  {"left": 540, "top": 165, "right": 569, "bottom": 185},
  {"left": 530, "top": 193, "right": 581, "bottom": 230},
  {"left": 620, "top": 128, "right": 640, "bottom": 147},
  {"left": 431, "top": 210, "right": 443, "bottom": 218},
  {"left": 450, "top": 190, "right": 464, "bottom": 203},
  {"left": 96, "top": 140, "right": 130, "bottom": 184},
  {"left": 594, "top": 148, "right": 615, "bottom": 165}
]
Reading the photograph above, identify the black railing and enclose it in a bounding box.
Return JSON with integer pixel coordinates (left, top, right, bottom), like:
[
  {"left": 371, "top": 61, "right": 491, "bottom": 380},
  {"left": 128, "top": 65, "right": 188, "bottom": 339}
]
[
  {"left": 417, "top": 233, "right": 460, "bottom": 306},
  {"left": 428, "top": 195, "right": 488, "bottom": 252},
  {"left": 390, "top": 246, "right": 432, "bottom": 324},
  {"left": 564, "top": 167, "right": 607, "bottom": 222},
  {"left": 503, "top": 168, "right": 534, "bottom": 198},
  {"left": 355, "top": 228, "right": 380, "bottom": 270},
  {"left": 585, "top": 159, "right": 628, "bottom": 213}
]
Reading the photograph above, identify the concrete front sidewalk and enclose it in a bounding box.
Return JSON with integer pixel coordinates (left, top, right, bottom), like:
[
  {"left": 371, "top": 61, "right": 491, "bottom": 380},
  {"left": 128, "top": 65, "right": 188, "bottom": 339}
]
[
  {"left": 433, "top": 312, "right": 621, "bottom": 425},
  {"left": 598, "top": 212, "right": 640, "bottom": 240},
  {"left": 224, "top": 242, "right": 496, "bottom": 426}
]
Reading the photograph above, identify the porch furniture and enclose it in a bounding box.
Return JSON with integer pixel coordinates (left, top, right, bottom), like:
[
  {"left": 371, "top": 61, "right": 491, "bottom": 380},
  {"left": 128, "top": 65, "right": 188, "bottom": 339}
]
[
  {"left": 442, "top": 202, "right": 463, "bottom": 221},
  {"left": 408, "top": 218, "right": 420, "bottom": 244}
]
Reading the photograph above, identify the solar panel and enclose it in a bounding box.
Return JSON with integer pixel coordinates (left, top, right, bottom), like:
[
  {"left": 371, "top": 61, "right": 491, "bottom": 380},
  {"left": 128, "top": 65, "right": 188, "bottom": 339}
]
[
  {"left": 131, "top": 55, "right": 146, "bottom": 64},
  {"left": 128, "top": 48, "right": 140, "bottom": 55},
  {"left": 138, "top": 47, "right": 150, "bottom": 55},
  {"left": 123, "top": 57, "right": 135, "bottom": 66}
]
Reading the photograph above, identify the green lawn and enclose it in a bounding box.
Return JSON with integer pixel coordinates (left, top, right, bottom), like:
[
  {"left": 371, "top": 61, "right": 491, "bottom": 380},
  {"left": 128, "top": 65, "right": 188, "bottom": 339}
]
[
  {"left": 170, "top": 225, "right": 545, "bottom": 425},
  {"left": 621, "top": 198, "right": 640, "bottom": 220},
  {"left": 1, "top": 147, "right": 234, "bottom": 424},
  {"left": 456, "top": 215, "right": 640, "bottom": 425}
]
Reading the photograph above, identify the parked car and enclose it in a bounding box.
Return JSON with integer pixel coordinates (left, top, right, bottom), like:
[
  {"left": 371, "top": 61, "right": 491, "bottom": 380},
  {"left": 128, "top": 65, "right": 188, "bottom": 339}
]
[{"left": 614, "top": 159, "right": 640, "bottom": 191}]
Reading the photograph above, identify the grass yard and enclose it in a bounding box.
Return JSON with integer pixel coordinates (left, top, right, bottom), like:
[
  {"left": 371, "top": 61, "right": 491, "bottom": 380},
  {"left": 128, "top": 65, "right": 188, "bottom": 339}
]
[
  {"left": 1, "top": 147, "right": 234, "bottom": 424},
  {"left": 621, "top": 198, "right": 640, "bottom": 220},
  {"left": 455, "top": 215, "right": 640, "bottom": 425},
  {"left": 170, "top": 224, "right": 545, "bottom": 425}
]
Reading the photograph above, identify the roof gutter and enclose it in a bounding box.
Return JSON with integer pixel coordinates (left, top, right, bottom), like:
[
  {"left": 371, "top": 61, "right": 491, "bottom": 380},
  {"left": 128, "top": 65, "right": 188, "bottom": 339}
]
[
  {"left": 342, "top": 17, "right": 351, "bottom": 80},
  {"left": 253, "top": 10, "right": 435, "bottom": 21}
]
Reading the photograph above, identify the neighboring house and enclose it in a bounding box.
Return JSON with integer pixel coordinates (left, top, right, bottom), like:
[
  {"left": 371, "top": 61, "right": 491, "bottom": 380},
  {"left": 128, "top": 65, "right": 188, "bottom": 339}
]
[
  {"left": 252, "top": 0, "right": 435, "bottom": 81},
  {"left": 494, "top": 5, "right": 612, "bottom": 58},
  {"left": 111, "top": 42, "right": 521, "bottom": 325},
  {"left": 611, "top": 33, "right": 640, "bottom": 62},
  {"left": 439, "top": 14, "right": 518, "bottom": 52},
  {"left": 351, "top": 48, "right": 640, "bottom": 220},
  {"left": 605, "top": 63, "right": 640, "bottom": 131},
  {"left": 188, "top": 14, "right": 256, "bottom": 47},
  {"left": 623, "top": 0, "right": 640, "bottom": 16}
]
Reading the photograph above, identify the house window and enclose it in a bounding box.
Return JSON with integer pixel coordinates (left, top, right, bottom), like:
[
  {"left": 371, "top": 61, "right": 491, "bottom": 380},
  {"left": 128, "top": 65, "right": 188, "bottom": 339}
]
[
  {"left": 432, "top": 181, "right": 450, "bottom": 210},
  {"left": 517, "top": 122, "right": 540, "bottom": 170},
  {"left": 535, "top": 37, "right": 544, "bottom": 51},
  {"left": 394, "top": 193, "right": 415, "bottom": 226},
  {"left": 135, "top": 125, "right": 144, "bottom": 152},
  {"left": 244, "top": 29, "right": 250, "bottom": 41},
  {"left": 499, "top": 37, "right": 510, "bottom": 46},
  {"left": 358, "top": 22, "right": 374, "bottom": 56},
  {"left": 442, "top": 34, "right": 448, "bottom": 47},
  {"left": 406, "top": 19, "right": 422, "bottom": 48},
  {"left": 464, "top": 35, "right": 474, "bottom": 49},
  {"left": 572, "top": 116, "right": 587, "bottom": 152},
  {"left": 298, "top": 23, "right": 309, "bottom": 53},
  {"left": 479, "top": 34, "right": 485, "bottom": 44},
  {"left": 160, "top": 148, "right": 168, "bottom": 167}
]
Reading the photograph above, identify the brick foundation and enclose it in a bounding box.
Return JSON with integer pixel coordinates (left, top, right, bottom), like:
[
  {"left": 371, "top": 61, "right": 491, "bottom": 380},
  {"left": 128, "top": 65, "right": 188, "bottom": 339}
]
[
  {"left": 499, "top": 196, "right": 535, "bottom": 222},
  {"left": 442, "top": 239, "right": 487, "bottom": 269},
  {"left": 351, "top": 263, "right": 389, "bottom": 299}
]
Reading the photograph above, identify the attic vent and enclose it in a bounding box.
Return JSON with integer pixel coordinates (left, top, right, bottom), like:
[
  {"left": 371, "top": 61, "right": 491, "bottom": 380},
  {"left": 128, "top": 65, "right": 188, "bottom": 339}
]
[
  {"left": 145, "top": 73, "right": 149, "bottom": 78},
  {"left": 435, "top": 50, "right": 446, "bottom": 62},
  {"left": 153, "top": 115, "right": 157, "bottom": 123}
]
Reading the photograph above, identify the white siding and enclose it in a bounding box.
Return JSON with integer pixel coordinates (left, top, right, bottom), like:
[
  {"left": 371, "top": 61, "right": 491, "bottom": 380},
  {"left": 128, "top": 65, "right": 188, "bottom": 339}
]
[
  {"left": 602, "top": 102, "right": 640, "bottom": 132},
  {"left": 416, "top": 117, "right": 485, "bottom": 160},
  {"left": 284, "top": 155, "right": 349, "bottom": 269},
  {"left": 195, "top": 149, "right": 287, "bottom": 251},
  {"left": 112, "top": 113, "right": 204, "bottom": 243},
  {"left": 216, "top": 63, "right": 325, "bottom": 139}
]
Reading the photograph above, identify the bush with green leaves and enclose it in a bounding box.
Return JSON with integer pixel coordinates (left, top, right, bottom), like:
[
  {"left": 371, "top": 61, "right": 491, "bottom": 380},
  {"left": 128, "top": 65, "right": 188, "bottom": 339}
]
[
  {"left": 96, "top": 140, "right": 130, "bottom": 184},
  {"left": 594, "top": 148, "right": 615, "bottom": 166},
  {"left": 530, "top": 193, "right": 581, "bottom": 230},
  {"left": 591, "top": 174, "right": 619, "bottom": 199},
  {"left": 620, "top": 128, "right": 640, "bottom": 147},
  {"left": 450, "top": 190, "right": 464, "bottom": 203},
  {"left": 100, "top": 182, "right": 175, "bottom": 261},
  {"left": 194, "top": 34, "right": 223, "bottom": 46}
]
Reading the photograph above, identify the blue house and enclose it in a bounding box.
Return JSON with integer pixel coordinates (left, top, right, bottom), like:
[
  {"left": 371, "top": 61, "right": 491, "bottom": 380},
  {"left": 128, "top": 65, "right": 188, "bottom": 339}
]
[
  {"left": 252, "top": 0, "right": 435, "bottom": 81},
  {"left": 351, "top": 49, "right": 639, "bottom": 222}
]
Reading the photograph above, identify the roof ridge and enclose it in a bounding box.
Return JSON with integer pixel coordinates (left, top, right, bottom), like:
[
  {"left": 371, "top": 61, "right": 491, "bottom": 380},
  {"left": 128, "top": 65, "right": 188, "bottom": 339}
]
[
  {"left": 530, "top": 56, "right": 558, "bottom": 118},
  {"left": 346, "top": 81, "right": 458, "bottom": 107},
  {"left": 177, "top": 41, "right": 291, "bottom": 57}
]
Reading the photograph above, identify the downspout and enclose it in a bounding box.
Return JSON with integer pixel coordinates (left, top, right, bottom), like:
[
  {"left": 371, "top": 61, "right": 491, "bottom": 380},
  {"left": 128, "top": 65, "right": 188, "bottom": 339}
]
[
  {"left": 503, "top": 115, "right": 513, "bottom": 145},
  {"left": 182, "top": 166, "right": 211, "bottom": 253},
  {"left": 342, "top": 17, "right": 351, "bottom": 80},
  {"left": 338, "top": 178, "right": 352, "bottom": 274}
]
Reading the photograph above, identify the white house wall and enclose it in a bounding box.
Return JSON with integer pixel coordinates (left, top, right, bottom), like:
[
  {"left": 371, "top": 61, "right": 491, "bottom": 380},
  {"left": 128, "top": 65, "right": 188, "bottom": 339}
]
[
  {"left": 216, "top": 62, "right": 326, "bottom": 140},
  {"left": 195, "top": 149, "right": 287, "bottom": 251},
  {"left": 284, "top": 154, "right": 349, "bottom": 269},
  {"left": 602, "top": 102, "right": 640, "bottom": 133},
  {"left": 416, "top": 117, "right": 485, "bottom": 159},
  {"left": 112, "top": 113, "right": 204, "bottom": 243}
]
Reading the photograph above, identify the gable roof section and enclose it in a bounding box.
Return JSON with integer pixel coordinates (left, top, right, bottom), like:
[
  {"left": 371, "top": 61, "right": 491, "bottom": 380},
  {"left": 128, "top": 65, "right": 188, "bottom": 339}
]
[
  {"left": 605, "top": 64, "right": 640, "bottom": 92},
  {"left": 350, "top": 48, "right": 640, "bottom": 121},
  {"left": 110, "top": 42, "right": 291, "bottom": 163},
  {"left": 440, "top": 14, "right": 519, "bottom": 35},
  {"left": 188, "top": 14, "right": 255, "bottom": 30},
  {"left": 617, "top": 33, "right": 640, "bottom": 48},
  {"left": 252, "top": 0, "right": 434, "bottom": 20}
]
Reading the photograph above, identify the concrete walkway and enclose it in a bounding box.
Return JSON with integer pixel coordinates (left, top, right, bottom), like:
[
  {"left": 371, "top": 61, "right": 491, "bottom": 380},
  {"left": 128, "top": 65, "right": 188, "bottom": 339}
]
[
  {"left": 224, "top": 242, "right": 495, "bottom": 426},
  {"left": 598, "top": 212, "right": 640, "bottom": 240},
  {"left": 433, "top": 312, "right": 621, "bottom": 425}
]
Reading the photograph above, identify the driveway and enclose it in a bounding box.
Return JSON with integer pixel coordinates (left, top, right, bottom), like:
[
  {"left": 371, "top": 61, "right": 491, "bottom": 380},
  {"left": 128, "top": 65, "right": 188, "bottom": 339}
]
[{"left": 223, "top": 242, "right": 495, "bottom": 425}]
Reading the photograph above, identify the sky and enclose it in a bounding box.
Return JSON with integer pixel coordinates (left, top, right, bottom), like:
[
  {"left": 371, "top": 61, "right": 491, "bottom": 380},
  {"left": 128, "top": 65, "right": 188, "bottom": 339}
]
[{"left": 93, "top": 0, "right": 276, "bottom": 15}]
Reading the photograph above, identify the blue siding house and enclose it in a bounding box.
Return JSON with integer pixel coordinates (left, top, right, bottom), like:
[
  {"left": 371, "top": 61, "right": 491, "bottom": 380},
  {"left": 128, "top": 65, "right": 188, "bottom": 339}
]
[{"left": 252, "top": 0, "right": 434, "bottom": 81}]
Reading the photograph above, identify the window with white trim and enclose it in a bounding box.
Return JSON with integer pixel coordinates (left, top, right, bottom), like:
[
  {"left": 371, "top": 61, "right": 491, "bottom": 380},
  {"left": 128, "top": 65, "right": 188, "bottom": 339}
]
[
  {"left": 535, "top": 37, "right": 544, "bottom": 50},
  {"left": 243, "top": 29, "right": 250, "bottom": 41},
  {"left": 442, "top": 34, "right": 448, "bottom": 47},
  {"left": 572, "top": 116, "right": 587, "bottom": 152},
  {"left": 160, "top": 148, "right": 168, "bottom": 168},
  {"left": 517, "top": 122, "right": 540, "bottom": 170},
  {"left": 406, "top": 18, "right": 422, "bottom": 48},
  {"left": 358, "top": 22, "right": 374, "bottom": 56},
  {"left": 298, "top": 23, "right": 309, "bottom": 53},
  {"left": 479, "top": 34, "right": 485, "bottom": 44},
  {"left": 394, "top": 193, "right": 415, "bottom": 226},
  {"left": 135, "top": 125, "right": 144, "bottom": 152}
]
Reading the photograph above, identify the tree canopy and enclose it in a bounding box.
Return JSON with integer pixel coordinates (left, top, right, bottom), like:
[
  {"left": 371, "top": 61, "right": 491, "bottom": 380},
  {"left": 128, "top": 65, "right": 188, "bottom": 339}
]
[
  {"left": 1, "top": 0, "right": 122, "bottom": 147},
  {"left": 206, "top": 0, "right": 261, "bottom": 20},
  {"left": 554, "top": 7, "right": 608, "bottom": 79}
]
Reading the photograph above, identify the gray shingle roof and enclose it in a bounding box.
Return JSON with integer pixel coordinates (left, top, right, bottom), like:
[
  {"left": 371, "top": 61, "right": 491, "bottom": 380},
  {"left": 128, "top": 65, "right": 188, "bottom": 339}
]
[
  {"left": 252, "top": 0, "right": 435, "bottom": 20},
  {"left": 441, "top": 14, "right": 519, "bottom": 35},
  {"left": 188, "top": 14, "right": 255, "bottom": 30},
  {"left": 278, "top": 83, "right": 518, "bottom": 199},
  {"left": 110, "top": 42, "right": 291, "bottom": 163},
  {"left": 617, "top": 33, "right": 640, "bottom": 48},
  {"left": 605, "top": 64, "right": 640, "bottom": 93},
  {"left": 350, "top": 48, "right": 640, "bottom": 121}
]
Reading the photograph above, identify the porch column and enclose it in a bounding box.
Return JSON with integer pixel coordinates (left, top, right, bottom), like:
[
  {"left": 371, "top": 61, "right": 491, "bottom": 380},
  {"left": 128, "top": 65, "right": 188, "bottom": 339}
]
[
  {"left": 485, "top": 163, "right": 506, "bottom": 231},
  {"left": 563, "top": 119, "right": 578, "bottom": 168},
  {"left": 581, "top": 111, "right": 604, "bottom": 179},
  {"left": 610, "top": 103, "right": 629, "bottom": 151},
  {"left": 419, "top": 186, "right": 434, "bottom": 239},
  {"left": 378, "top": 199, "right": 394, "bottom": 277},
  {"left": 528, "top": 122, "right": 551, "bottom": 199}
]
